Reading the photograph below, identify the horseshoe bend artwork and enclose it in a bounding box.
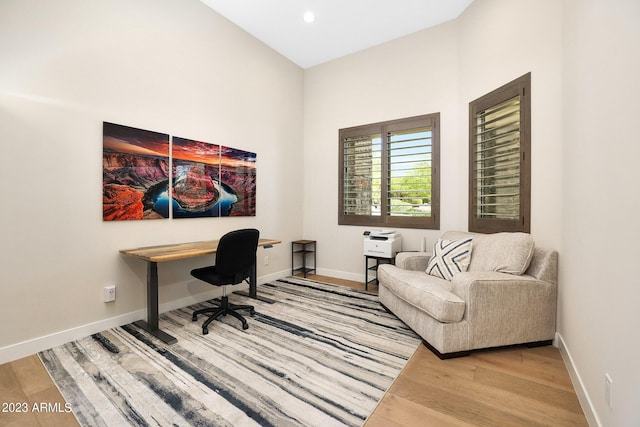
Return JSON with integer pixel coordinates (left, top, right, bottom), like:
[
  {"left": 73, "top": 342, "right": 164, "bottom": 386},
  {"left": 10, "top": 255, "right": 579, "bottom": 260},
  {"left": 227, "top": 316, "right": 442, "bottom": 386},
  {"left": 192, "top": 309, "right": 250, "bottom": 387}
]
[
  {"left": 171, "top": 136, "right": 256, "bottom": 218},
  {"left": 102, "top": 122, "right": 256, "bottom": 221}
]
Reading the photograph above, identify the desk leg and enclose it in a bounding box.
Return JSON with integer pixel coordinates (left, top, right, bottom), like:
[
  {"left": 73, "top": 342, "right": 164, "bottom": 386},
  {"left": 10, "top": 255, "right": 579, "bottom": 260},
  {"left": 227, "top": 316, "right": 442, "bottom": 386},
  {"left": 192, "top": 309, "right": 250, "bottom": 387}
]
[
  {"left": 133, "top": 261, "right": 178, "bottom": 345},
  {"left": 233, "top": 258, "right": 276, "bottom": 304},
  {"left": 250, "top": 258, "right": 257, "bottom": 298}
]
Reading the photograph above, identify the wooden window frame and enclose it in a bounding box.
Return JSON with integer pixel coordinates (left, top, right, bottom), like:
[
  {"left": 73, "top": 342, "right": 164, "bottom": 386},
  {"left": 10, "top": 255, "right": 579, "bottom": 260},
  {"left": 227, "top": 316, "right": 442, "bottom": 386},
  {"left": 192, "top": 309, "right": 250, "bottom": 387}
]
[
  {"left": 469, "top": 73, "right": 531, "bottom": 233},
  {"left": 339, "top": 113, "right": 440, "bottom": 230}
]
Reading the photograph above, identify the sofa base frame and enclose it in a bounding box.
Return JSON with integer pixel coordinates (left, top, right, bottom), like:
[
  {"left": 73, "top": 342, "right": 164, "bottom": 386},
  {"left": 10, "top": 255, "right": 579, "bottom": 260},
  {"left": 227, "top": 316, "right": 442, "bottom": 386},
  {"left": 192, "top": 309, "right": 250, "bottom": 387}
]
[
  {"left": 423, "top": 339, "right": 554, "bottom": 360},
  {"left": 422, "top": 340, "right": 470, "bottom": 359}
]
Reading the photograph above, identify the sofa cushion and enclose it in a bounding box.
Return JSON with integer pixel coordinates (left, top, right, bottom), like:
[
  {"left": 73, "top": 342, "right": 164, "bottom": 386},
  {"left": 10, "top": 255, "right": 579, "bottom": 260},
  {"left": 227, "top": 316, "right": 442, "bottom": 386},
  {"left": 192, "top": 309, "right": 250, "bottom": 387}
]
[
  {"left": 426, "top": 238, "right": 473, "bottom": 281},
  {"left": 378, "top": 264, "right": 466, "bottom": 323},
  {"left": 441, "top": 231, "right": 535, "bottom": 275}
]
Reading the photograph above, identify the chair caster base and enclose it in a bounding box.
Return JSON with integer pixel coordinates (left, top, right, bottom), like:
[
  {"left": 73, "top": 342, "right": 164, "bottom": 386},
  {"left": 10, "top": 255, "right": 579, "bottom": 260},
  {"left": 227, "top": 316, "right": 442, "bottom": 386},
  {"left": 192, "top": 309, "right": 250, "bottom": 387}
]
[{"left": 192, "top": 296, "right": 254, "bottom": 334}]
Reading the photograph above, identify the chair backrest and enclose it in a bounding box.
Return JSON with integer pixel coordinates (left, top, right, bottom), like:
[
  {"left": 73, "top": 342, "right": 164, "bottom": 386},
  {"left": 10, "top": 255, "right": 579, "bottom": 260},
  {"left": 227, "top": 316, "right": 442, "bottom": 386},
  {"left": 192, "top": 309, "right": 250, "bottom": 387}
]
[{"left": 215, "top": 228, "right": 260, "bottom": 283}]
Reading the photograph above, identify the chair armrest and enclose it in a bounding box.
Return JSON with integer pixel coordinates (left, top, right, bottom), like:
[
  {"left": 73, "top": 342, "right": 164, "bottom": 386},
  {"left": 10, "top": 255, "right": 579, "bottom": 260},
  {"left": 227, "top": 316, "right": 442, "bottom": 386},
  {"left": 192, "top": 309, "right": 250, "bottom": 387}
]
[{"left": 395, "top": 251, "right": 432, "bottom": 271}]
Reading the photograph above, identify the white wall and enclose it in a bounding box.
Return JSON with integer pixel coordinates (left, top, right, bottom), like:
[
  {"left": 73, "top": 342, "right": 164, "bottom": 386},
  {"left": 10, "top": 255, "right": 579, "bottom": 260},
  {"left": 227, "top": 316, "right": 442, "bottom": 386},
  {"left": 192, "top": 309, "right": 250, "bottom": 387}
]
[
  {"left": 2, "top": 0, "right": 639, "bottom": 425},
  {"left": 0, "top": 0, "right": 303, "bottom": 361},
  {"left": 303, "top": 21, "right": 461, "bottom": 281},
  {"left": 561, "top": 0, "right": 640, "bottom": 426},
  {"left": 303, "top": 0, "right": 563, "bottom": 277},
  {"left": 304, "top": 0, "right": 639, "bottom": 425},
  {"left": 458, "top": 0, "right": 564, "bottom": 251}
]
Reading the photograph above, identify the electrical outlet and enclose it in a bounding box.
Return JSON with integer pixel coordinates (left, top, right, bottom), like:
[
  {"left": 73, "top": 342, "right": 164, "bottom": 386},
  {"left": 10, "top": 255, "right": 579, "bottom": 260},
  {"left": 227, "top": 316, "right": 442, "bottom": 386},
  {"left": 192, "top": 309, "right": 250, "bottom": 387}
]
[
  {"left": 605, "top": 373, "right": 613, "bottom": 409},
  {"left": 103, "top": 285, "right": 116, "bottom": 302},
  {"left": 264, "top": 255, "right": 269, "bottom": 266}
]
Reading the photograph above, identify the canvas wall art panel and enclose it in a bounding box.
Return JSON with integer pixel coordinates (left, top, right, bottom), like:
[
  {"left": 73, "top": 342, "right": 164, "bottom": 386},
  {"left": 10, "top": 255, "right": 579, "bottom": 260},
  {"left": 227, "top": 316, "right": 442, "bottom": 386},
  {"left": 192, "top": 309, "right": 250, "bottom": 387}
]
[
  {"left": 103, "top": 122, "right": 170, "bottom": 221},
  {"left": 171, "top": 137, "right": 223, "bottom": 218},
  {"left": 171, "top": 137, "right": 256, "bottom": 218},
  {"left": 221, "top": 146, "right": 256, "bottom": 217}
]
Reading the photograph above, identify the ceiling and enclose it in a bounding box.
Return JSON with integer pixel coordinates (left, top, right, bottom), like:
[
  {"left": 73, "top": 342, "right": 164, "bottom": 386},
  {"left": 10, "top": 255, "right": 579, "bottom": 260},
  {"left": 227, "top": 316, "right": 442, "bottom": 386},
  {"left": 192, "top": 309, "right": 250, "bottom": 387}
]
[{"left": 199, "top": 0, "right": 474, "bottom": 69}]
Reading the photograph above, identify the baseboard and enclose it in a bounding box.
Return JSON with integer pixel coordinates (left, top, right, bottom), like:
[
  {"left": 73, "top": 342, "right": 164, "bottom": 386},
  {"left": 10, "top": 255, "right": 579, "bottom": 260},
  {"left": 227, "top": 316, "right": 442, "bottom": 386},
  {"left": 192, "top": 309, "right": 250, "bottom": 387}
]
[
  {"left": 0, "top": 272, "right": 290, "bottom": 365},
  {"left": 0, "top": 310, "right": 144, "bottom": 365},
  {"left": 260, "top": 269, "right": 291, "bottom": 284},
  {"left": 316, "top": 267, "right": 364, "bottom": 283},
  {"left": 556, "top": 332, "right": 601, "bottom": 427}
]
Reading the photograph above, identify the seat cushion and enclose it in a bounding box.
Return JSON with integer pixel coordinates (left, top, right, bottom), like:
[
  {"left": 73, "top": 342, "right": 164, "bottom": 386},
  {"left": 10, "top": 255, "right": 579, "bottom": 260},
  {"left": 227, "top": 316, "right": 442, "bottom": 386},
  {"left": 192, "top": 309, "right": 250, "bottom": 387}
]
[
  {"left": 442, "top": 231, "right": 535, "bottom": 275},
  {"left": 378, "top": 264, "right": 466, "bottom": 323},
  {"left": 191, "top": 265, "right": 251, "bottom": 286}
]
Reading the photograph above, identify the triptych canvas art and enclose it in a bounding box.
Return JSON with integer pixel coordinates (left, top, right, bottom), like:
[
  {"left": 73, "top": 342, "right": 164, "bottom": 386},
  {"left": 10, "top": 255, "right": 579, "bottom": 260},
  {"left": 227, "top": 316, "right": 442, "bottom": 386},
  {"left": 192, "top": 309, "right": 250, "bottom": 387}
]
[{"left": 103, "top": 122, "right": 256, "bottom": 221}]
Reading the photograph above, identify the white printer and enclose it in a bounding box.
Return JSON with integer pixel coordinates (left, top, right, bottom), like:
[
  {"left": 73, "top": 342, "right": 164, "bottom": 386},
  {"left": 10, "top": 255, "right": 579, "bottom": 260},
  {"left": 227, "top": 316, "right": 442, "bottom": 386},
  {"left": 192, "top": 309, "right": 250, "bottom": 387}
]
[{"left": 363, "top": 230, "right": 402, "bottom": 258}]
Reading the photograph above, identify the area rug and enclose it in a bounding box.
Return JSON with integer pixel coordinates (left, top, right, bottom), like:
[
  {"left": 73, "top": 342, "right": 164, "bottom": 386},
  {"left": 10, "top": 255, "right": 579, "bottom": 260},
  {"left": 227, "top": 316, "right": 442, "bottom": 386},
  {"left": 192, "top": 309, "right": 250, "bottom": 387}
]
[{"left": 39, "top": 277, "right": 420, "bottom": 426}]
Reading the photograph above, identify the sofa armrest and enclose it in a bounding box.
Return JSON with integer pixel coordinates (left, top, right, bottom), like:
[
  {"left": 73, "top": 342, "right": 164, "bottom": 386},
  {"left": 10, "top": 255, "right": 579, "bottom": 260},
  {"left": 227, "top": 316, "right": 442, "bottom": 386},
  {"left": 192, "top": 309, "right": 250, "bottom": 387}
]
[
  {"left": 395, "top": 251, "right": 432, "bottom": 271},
  {"left": 450, "top": 271, "right": 557, "bottom": 348},
  {"left": 451, "top": 271, "right": 556, "bottom": 309}
]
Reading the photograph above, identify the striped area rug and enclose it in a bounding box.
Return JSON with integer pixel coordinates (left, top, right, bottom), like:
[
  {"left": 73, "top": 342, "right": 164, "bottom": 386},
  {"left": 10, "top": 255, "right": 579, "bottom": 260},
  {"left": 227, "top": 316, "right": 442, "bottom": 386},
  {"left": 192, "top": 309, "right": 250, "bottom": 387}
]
[{"left": 39, "top": 277, "right": 420, "bottom": 426}]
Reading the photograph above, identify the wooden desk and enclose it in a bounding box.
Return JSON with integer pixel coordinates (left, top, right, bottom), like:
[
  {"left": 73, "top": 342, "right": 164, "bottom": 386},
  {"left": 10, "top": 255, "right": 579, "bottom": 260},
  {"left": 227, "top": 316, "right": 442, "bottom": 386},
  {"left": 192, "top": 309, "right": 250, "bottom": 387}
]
[{"left": 120, "top": 238, "right": 281, "bottom": 344}]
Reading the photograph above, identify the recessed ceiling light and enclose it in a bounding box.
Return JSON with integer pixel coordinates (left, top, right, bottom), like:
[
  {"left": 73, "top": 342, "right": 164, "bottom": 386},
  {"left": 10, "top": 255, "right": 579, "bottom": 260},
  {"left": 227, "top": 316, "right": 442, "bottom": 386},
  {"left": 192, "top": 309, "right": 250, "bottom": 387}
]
[{"left": 303, "top": 10, "right": 315, "bottom": 23}]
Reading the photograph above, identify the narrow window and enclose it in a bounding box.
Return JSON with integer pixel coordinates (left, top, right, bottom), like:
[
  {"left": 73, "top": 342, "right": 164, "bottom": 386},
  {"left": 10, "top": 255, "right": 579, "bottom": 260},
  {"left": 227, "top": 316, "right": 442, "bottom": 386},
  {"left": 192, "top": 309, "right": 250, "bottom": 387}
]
[
  {"left": 469, "top": 73, "right": 531, "bottom": 233},
  {"left": 339, "top": 114, "right": 440, "bottom": 229}
]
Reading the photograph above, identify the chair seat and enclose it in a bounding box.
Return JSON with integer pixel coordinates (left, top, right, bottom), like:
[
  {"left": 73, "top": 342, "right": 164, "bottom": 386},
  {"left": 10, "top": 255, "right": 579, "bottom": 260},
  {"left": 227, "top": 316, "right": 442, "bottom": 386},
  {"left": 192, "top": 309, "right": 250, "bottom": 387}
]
[{"left": 191, "top": 265, "right": 252, "bottom": 286}]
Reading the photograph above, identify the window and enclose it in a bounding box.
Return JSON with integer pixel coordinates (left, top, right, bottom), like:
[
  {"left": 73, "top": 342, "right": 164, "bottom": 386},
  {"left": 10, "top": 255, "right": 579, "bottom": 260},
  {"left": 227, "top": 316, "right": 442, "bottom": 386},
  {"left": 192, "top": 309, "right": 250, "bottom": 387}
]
[
  {"left": 469, "top": 73, "right": 531, "bottom": 233},
  {"left": 339, "top": 114, "right": 440, "bottom": 229}
]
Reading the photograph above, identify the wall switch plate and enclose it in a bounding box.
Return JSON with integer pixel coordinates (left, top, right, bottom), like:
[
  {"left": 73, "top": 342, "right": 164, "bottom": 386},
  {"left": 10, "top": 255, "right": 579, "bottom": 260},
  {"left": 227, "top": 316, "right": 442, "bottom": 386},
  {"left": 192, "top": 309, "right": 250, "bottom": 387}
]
[
  {"left": 103, "top": 285, "right": 116, "bottom": 302},
  {"left": 264, "top": 255, "right": 269, "bottom": 266}
]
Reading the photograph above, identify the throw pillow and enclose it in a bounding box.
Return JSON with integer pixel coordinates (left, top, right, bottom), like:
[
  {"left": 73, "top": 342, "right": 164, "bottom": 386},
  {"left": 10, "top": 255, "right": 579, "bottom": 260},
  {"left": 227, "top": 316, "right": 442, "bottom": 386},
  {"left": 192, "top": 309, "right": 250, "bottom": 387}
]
[{"left": 426, "top": 238, "right": 473, "bottom": 281}]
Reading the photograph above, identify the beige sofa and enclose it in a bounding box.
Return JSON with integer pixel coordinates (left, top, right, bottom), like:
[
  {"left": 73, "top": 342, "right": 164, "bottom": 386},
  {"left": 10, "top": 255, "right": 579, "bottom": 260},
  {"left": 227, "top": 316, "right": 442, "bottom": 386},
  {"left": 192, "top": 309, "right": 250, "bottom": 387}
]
[{"left": 378, "top": 231, "right": 558, "bottom": 358}]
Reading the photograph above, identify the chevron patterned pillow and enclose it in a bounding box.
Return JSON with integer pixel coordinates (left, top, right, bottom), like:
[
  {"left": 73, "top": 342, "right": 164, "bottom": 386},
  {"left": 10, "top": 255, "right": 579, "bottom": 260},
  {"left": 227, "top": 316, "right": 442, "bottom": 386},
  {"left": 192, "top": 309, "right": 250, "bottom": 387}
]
[{"left": 426, "top": 238, "right": 473, "bottom": 281}]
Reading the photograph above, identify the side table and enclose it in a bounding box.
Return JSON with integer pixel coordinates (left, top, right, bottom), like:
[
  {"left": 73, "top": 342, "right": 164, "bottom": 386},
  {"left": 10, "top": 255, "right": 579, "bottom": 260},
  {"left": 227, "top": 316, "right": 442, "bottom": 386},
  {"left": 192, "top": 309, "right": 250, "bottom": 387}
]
[
  {"left": 364, "top": 255, "right": 394, "bottom": 291},
  {"left": 292, "top": 240, "right": 316, "bottom": 278}
]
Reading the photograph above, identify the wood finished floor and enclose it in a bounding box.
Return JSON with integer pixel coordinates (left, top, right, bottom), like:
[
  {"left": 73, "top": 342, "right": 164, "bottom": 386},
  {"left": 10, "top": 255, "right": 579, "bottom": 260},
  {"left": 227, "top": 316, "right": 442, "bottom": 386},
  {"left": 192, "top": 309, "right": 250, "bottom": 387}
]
[
  {"left": 308, "top": 275, "right": 588, "bottom": 427},
  {"left": 0, "top": 274, "right": 588, "bottom": 427},
  {"left": 0, "top": 353, "right": 78, "bottom": 427}
]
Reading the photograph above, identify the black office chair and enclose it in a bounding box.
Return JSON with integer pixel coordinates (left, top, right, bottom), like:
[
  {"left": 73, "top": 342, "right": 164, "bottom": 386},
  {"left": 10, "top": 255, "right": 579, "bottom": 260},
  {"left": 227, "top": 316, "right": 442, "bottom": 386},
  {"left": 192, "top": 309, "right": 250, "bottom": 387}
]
[{"left": 191, "top": 228, "right": 259, "bottom": 334}]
